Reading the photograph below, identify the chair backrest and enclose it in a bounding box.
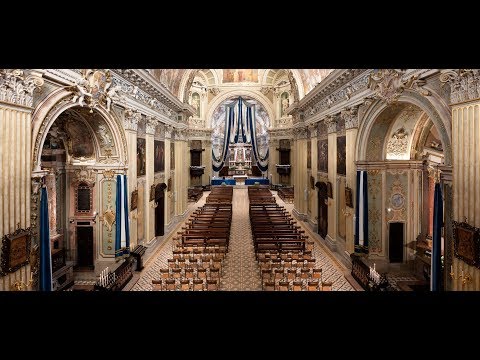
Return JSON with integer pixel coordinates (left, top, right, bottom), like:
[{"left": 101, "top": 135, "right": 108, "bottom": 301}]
[
  {"left": 292, "top": 281, "right": 303, "bottom": 291},
  {"left": 180, "top": 279, "right": 190, "bottom": 290},
  {"left": 263, "top": 281, "right": 275, "bottom": 291},
  {"left": 166, "top": 279, "right": 176, "bottom": 290},
  {"left": 193, "top": 279, "right": 204, "bottom": 291},
  {"left": 206, "top": 279, "right": 218, "bottom": 291},
  {"left": 322, "top": 281, "right": 333, "bottom": 291},
  {"left": 312, "top": 269, "right": 322, "bottom": 279},
  {"left": 152, "top": 279, "right": 163, "bottom": 291},
  {"left": 278, "top": 281, "right": 289, "bottom": 291},
  {"left": 307, "top": 280, "right": 319, "bottom": 291}
]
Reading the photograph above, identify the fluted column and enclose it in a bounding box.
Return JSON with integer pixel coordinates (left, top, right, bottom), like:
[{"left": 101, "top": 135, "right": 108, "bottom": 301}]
[
  {"left": 293, "top": 127, "right": 308, "bottom": 219},
  {"left": 326, "top": 115, "right": 338, "bottom": 247},
  {"left": 442, "top": 69, "right": 480, "bottom": 290},
  {"left": 202, "top": 139, "right": 212, "bottom": 186},
  {"left": 164, "top": 126, "right": 173, "bottom": 227},
  {"left": 0, "top": 69, "right": 43, "bottom": 290},
  {"left": 145, "top": 116, "right": 157, "bottom": 243},
  {"left": 343, "top": 107, "right": 359, "bottom": 254},
  {"left": 123, "top": 109, "right": 140, "bottom": 248},
  {"left": 309, "top": 125, "right": 318, "bottom": 230}
]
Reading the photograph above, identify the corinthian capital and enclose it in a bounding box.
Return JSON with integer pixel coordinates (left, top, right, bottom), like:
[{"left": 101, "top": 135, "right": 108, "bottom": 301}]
[
  {"left": 341, "top": 106, "right": 359, "bottom": 130},
  {"left": 325, "top": 114, "right": 338, "bottom": 134},
  {"left": 146, "top": 116, "right": 158, "bottom": 135},
  {"left": 124, "top": 108, "right": 142, "bottom": 131},
  {"left": 0, "top": 69, "right": 44, "bottom": 107},
  {"left": 440, "top": 69, "right": 480, "bottom": 104}
]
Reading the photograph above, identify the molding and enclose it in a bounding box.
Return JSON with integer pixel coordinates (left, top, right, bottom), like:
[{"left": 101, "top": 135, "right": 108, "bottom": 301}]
[
  {"left": 292, "top": 208, "right": 308, "bottom": 221},
  {"left": 325, "top": 114, "right": 338, "bottom": 134},
  {"left": 0, "top": 69, "right": 44, "bottom": 107},
  {"left": 355, "top": 160, "right": 424, "bottom": 171},
  {"left": 439, "top": 69, "right": 480, "bottom": 105},
  {"left": 124, "top": 108, "right": 142, "bottom": 131},
  {"left": 324, "top": 234, "right": 337, "bottom": 251}
]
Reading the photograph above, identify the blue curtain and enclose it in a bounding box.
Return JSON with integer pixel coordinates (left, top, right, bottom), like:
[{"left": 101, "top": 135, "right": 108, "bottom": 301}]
[
  {"left": 247, "top": 104, "right": 269, "bottom": 172},
  {"left": 115, "top": 175, "right": 130, "bottom": 259},
  {"left": 431, "top": 183, "right": 443, "bottom": 291},
  {"left": 212, "top": 105, "right": 233, "bottom": 172},
  {"left": 39, "top": 186, "right": 52, "bottom": 291},
  {"left": 354, "top": 171, "right": 369, "bottom": 253}
]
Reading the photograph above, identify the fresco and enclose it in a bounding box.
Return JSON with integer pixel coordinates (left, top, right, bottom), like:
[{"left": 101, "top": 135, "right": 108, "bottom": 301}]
[
  {"left": 64, "top": 119, "right": 95, "bottom": 158},
  {"left": 223, "top": 69, "right": 258, "bottom": 83},
  {"left": 150, "top": 69, "right": 188, "bottom": 96},
  {"left": 298, "top": 69, "right": 334, "bottom": 95}
]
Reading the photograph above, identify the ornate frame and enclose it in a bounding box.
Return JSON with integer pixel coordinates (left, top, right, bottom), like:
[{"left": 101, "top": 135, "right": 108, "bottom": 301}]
[
  {"left": 1, "top": 227, "right": 32, "bottom": 274},
  {"left": 345, "top": 187, "right": 353, "bottom": 208},
  {"left": 452, "top": 221, "right": 480, "bottom": 268}
]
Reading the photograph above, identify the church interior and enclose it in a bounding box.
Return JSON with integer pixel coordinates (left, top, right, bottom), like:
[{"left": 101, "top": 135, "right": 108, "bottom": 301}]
[{"left": 0, "top": 68, "right": 477, "bottom": 292}]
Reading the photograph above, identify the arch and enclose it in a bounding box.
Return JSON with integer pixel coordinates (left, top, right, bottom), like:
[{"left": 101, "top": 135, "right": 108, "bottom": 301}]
[
  {"left": 205, "top": 89, "right": 275, "bottom": 128},
  {"left": 31, "top": 89, "right": 128, "bottom": 173},
  {"left": 356, "top": 90, "right": 452, "bottom": 166}
]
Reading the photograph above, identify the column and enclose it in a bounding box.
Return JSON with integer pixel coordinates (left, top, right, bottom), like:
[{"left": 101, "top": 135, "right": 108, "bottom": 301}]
[
  {"left": 343, "top": 106, "right": 359, "bottom": 254},
  {"left": 164, "top": 125, "right": 173, "bottom": 227},
  {"left": 293, "top": 126, "right": 308, "bottom": 219},
  {"left": 0, "top": 69, "right": 43, "bottom": 290},
  {"left": 145, "top": 116, "right": 157, "bottom": 243},
  {"left": 445, "top": 69, "right": 480, "bottom": 290},
  {"left": 202, "top": 139, "right": 212, "bottom": 186},
  {"left": 174, "top": 130, "right": 188, "bottom": 218},
  {"left": 309, "top": 125, "right": 318, "bottom": 230},
  {"left": 123, "top": 109, "right": 140, "bottom": 248},
  {"left": 326, "top": 115, "right": 338, "bottom": 248}
]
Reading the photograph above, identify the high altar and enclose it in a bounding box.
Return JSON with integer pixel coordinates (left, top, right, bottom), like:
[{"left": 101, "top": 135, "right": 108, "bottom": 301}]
[{"left": 228, "top": 142, "right": 252, "bottom": 176}]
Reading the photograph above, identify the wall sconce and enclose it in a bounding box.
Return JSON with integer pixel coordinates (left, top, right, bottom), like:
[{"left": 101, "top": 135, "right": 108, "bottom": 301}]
[
  {"left": 341, "top": 208, "right": 352, "bottom": 217},
  {"left": 151, "top": 201, "right": 158, "bottom": 208},
  {"left": 92, "top": 211, "right": 98, "bottom": 223},
  {"left": 449, "top": 266, "right": 472, "bottom": 285},
  {"left": 69, "top": 218, "right": 75, "bottom": 224},
  {"left": 324, "top": 199, "right": 332, "bottom": 206}
]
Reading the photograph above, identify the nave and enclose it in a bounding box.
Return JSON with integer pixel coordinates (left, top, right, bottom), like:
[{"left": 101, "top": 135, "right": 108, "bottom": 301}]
[{"left": 131, "top": 188, "right": 355, "bottom": 291}]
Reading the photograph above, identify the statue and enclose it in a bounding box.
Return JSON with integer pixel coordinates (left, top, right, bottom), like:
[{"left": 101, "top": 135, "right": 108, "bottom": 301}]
[
  {"left": 105, "top": 84, "right": 122, "bottom": 112},
  {"left": 71, "top": 78, "right": 92, "bottom": 107},
  {"left": 282, "top": 97, "right": 289, "bottom": 115}
]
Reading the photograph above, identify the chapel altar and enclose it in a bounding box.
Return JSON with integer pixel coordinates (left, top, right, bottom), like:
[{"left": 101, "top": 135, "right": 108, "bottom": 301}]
[{"left": 228, "top": 142, "right": 252, "bottom": 176}]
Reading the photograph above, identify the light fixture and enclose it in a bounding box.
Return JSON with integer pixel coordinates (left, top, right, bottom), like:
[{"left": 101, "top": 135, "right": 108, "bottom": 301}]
[{"left": 92, "top": 211, "right": 98, "bottom": 223}]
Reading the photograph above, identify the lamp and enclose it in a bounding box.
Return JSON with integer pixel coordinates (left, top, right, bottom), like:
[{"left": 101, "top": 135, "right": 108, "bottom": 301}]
[{"left": 92, "top": 211, "right": 98, "bottom": 223}]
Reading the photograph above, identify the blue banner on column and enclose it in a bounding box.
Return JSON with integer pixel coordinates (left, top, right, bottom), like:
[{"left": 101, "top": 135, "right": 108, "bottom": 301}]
[
  {"left": 431, "top": 183, "right": 443, "bottom": 291},
  {"left": 354, "top": 170, "right": 369, "bottom": 253},
  {"left": 39, "top": 186, "right": 52, "bottom": 291}
]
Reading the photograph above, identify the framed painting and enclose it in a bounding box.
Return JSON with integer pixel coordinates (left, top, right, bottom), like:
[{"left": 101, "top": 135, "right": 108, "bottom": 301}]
[
  {"left": 452, "top": 221, "right": 480, "bottom": 268},
  {"left": 131, "top": 189, "right": 138, "bottom": 211},
  {"left": 1, "top": 228, "right": 31, "bottom": 274},
  {"left": 345, "top": 187, "right": 353, "bottom": 208},
  {"left": 327, "top": 181, "right": 333, "bottom": 198},
  {"left": 150, "top": 184, "right": 156, "bottom": 202},
  {"left": 137, "top": 138, "right": 146, "bottom": 176}
]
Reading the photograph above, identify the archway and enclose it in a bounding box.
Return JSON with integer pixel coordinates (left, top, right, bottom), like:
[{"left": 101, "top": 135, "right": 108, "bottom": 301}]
[
  {"left": 355, "top": 94, "right": 450, "bottom": 273},
  {"left": 33, "top": 92, "right": 128, "bottom": 284}
]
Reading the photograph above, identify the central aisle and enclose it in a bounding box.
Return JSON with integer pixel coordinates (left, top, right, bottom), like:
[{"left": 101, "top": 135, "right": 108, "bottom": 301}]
[{"left": 220, "top": 188, "right": 262, "bottom": 291}]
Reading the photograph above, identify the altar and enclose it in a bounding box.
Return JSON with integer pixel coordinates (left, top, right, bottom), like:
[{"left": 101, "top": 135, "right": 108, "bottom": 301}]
[{"left": 228, "top": 142, "right": 252, "bottom": 176}]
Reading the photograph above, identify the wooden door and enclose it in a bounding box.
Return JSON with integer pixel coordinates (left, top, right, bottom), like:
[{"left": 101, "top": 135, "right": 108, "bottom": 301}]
[
  {"left": 77, "top": 226, "right": 94, "bottom": 268},
  {"left": 317, "top": 182, "right": 328, "bottom": 238}
]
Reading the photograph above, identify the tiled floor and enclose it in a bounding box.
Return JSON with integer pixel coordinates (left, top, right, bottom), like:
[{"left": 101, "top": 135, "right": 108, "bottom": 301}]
[{"left": 131, "top": 188, "right": 355, "bottom": 291}]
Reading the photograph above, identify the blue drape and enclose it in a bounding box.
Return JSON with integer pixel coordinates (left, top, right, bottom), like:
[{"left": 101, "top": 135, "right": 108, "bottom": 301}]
[
  {"left": 115, "top": 175, "right": 130, "bottom": 259},
  {"left": 39, "top": 186, "right": 52, "bottom": 291},
  {"left": 212, "top": 106, "right": 233, "bottom": 172},
  {"left": 247, "top": 104, "right": 269, "bottom": 172},
  {"left": 354, "top": 171, "right": 368, "bottom": 253},
  {"left": 431, "top": 183, "right": 443, "bottom": 291}
]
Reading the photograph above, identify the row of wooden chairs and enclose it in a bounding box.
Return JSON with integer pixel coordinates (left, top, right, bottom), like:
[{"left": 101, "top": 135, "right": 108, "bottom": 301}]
[
  {"left": 152, "top": 278, "right": 219, "bottom": 291},
  {"left": 277, "top": 187, "right": 294, "bottom": 203},
  {"left": 263, "top": 280, "right": 332, "bottom": 291},
  {"left": 261, "top": 268, "right": 323, "bottom": 282},
  {"left": 205, "top": 186, "right": 233, "bottom": 204}
]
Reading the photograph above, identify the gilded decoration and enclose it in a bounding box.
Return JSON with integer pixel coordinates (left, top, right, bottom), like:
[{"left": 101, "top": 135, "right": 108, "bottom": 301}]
[{"left": 368, "top": 171, "right": 383, "bottom": 253}]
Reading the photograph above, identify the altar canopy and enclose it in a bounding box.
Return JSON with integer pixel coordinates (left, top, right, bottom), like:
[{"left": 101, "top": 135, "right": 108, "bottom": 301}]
[{"left": 212, "top": 97, "right": 269, "bottom": 172}]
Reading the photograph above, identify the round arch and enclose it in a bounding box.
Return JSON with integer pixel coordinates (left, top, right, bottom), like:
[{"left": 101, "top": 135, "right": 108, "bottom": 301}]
[
  {"left": 205, "top": 89, "right": 275, "bottom": 129},
  {"left": 31, "top": 89, "right": 128, "bottom": 173},
  {"left": 355, "top": 90, "right": 452, "bottom": 166}
]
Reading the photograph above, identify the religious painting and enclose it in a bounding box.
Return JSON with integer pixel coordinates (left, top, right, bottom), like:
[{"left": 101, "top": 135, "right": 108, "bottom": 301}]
[
  {"left": 65, "top": 119, "right": 95, "bottom": 158},
  {"left": 170, "top": 143, "right": 175, "bottom": 170},
  {"left": 452, "top": 221, "right": 480, "bottom": 268},
  {"left": 337, "top": 136, "right": 346, "bottom": 176},
  {"left": 310, "top": 175, "right": 315, "bottom": 190},
  {"left": 131, "top": 189, "right": 138, "bottom": 211},
  {"left": 307, "top": 140, "right": 311, "bottom": 169},
  {"left": 223, "top": 69, "right": 258, "bottom": 83},
  {"left": 137, "top": 138, "right": 146, "bottom": 176},
  {"left": 318, "top": 139, "right": 328, "bottom": 172},
  {"left": 327, "top": 181, "right": 333, "bottom": 199},
  {"left": 1, "top": 228, "right": 31, "bottom": 274},
  {"left": 154, "top": 140, "right": 165, "bottom": 173},
  {"left": 191, "top": 92, "right": 200, "bottom": 117},
  {"left": 345, "top": 187, "right": 353, "bottom": 208}
]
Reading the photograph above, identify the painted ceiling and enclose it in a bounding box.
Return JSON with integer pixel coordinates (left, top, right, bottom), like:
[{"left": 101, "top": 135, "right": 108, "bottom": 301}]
[{"left": 150, "top": 69, "right": 334, "bottom": 98}]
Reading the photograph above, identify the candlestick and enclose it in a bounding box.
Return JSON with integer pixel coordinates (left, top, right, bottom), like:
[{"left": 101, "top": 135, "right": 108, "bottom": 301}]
[
  {"left": 450, "top": 265, "right": 453, "bottom": 274},
  {"left": 373, "top": 263, "right": 376, "bottom": 271}
]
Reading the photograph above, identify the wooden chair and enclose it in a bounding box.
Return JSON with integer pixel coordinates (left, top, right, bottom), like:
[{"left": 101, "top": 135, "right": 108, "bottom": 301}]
[
  {"left": 274, "top": 268, "right": 285, "bottom": 282},
  {"left": 292, "top": 280, "right": 303, "bottom": 291},
  {"left": 261, "top": 269, "right": 272, "bottom": 282},
  {"left": 306, "top": 259, "right": 316, "bottom": 269},
  {"left": 165, "top": 279, "right": 176, "bottom": 291},
  {"left": 180, "top": 279, "right": 190, "bottom": 291},
  {"left": 263, "top": 281, "right": 275, "bottom": 291},
  {"left": 321, "top": 281, "right": 333, "bottom": 291},
  {"left": 160, "top": 268, "right": 170, "bottom": 280},
  {"left": 209, "top": 268, "right": 221, "bottom": 282},
  {"left": 287, "top": 269, "right": 297, "bottom": 281},
  {"left": 193, "top": 279, "right": 204, "bottom": 291},
  {"left": 300, "top": 268, "right": 310, "bottom": 280},
  {"left": 278, "top": 281, "right": 290, "bottom": 291},
  {"left": 172, "top": 268, "right": 182, "bottom": 279},
  {"left": 307, "top": 280, "right": 319, "bottom": 291},
  {"left": 206, "top": 279, "right": 218, "bottom": 291},
  {"left": 197, "top": 268, "right": 207, "bottom": 280},
  {"left": 167, "top": 259, "right": 177, "bottom": 269},
  {"left": 312, "top": 269, "right": 322, "bottom": 280},
  {"left": 152, "top": 279, "right": 163, "bottom": 291},
  {"left": 177, "top": 258, "right": 186, "bottom": 269}
]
